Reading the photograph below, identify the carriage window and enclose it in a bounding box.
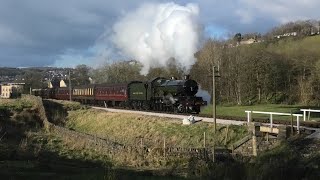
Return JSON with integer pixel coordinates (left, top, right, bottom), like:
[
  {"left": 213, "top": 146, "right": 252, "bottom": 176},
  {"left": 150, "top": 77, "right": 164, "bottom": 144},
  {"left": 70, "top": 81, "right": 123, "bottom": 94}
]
[{"left": 121, "top": 87, "right": 125, "bottom": 95}]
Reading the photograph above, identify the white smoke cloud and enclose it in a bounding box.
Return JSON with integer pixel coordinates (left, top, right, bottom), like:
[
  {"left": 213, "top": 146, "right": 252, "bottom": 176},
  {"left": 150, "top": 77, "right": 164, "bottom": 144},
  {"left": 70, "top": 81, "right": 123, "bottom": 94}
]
[
  {"left": 196, "top": 86, "right": 211, "bottom": 105},
  {"left": 111, "top": 2, "right": 202, "bottom": 74}
]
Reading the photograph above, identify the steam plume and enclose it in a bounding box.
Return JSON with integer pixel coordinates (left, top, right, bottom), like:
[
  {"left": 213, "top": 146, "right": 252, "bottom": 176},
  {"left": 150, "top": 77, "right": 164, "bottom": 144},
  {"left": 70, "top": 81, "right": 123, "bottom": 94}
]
[
  {"left": 111, "top": 2, "right": 202, "bottom": 74},
  {"left": 196, "top": 86, "right": 211, "bottom": 104}
]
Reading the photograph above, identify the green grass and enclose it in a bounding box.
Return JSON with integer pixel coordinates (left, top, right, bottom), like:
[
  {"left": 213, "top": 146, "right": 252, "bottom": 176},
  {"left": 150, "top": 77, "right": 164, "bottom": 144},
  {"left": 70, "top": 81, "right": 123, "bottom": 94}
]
[
  {"left": 201, "top": 104, "right": 320, "bottom": 121},
  {"left": 65, "top": 109, "right": 248, "bottom": 149},
  {"left": 0, "top": 98, "right": 33, "bottom": 111}
]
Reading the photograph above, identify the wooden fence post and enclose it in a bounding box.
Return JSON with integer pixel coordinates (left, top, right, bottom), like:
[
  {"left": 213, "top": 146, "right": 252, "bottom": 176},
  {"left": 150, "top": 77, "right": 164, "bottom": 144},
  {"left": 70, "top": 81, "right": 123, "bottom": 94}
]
[
  {"left": 163, "top": 137, "right": 166, "bottom": 158},
  {"left": 252, "top": 123, "right": 257, "bottom": 157},
  {"left": 224, "top": 125, "right": 229, "bottom": 146},
  {"left": 203, "top": 132, "right": 206, "bottom": 148},
  {"left": 291, "top": 110, "right": 294, "bottom": 135},
  {"left": 212, "top": 139, "right": 215, "bottom": 163}
]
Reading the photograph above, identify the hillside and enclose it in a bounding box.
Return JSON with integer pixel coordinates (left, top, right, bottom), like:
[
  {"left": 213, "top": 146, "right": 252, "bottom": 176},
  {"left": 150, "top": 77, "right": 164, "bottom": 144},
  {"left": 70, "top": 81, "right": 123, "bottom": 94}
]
[
  {"left": 267, "top": 35, "right": 320, "bottom": 56},
  {"left": 192, "top": 34, "right": 320, "bottom": 106}
]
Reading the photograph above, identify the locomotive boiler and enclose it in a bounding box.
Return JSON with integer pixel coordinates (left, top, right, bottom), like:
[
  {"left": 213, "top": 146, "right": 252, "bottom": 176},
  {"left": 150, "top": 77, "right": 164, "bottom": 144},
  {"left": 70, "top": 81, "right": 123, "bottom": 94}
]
[{"left": 128, "top": 75, "right": 206, "bottom": 113}]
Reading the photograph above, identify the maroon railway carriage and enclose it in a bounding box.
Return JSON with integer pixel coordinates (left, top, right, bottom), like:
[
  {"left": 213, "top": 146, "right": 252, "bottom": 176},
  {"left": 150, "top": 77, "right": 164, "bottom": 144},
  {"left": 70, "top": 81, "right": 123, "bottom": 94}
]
[
  {"left": 72, "top": 84, "right": 95, "bottom": 104},
  {"left": 54, "top": 87, "right": 70, "bottom": 100},
  {"left": 31, "top": 88, "right": 54, "bottom": 99},
  {"left": 95, "top": 83, "right": 129, "bottom": 107}
]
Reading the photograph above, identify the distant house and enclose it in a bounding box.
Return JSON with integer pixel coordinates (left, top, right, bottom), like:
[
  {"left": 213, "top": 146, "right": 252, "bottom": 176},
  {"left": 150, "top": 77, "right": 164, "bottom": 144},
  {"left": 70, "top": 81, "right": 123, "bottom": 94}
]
[
  {"left": 274, "top": 32, "right": 297, "bottom": 39},
  {"left": 240, "top": 38, "right": 257, "bottom": 45},
  {"left": 48, "top": 78, "right": 60, "bottom": 88},
  {"left": 60, "top": 79, "right": 69, "bottom": 87},
  {"left": 47, "top": 78, "right": 71, "bottom": 89},
  {"left": 0, "top": 83, "right": 24, "bottom": 99}
]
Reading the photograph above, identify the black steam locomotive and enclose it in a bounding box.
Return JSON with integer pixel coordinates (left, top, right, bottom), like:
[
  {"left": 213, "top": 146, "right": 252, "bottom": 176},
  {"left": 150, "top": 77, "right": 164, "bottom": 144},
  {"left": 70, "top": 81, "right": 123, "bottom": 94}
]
[{"left": 33, "top": 75, "right": 207, "bottom": 113}]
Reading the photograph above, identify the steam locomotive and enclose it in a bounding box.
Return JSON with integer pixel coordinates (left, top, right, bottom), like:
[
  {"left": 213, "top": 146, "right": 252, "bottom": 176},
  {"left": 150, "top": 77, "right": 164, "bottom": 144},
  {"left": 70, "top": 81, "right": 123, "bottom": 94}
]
[{"left": 33, "top": 75, "right": 207, "bottom": 113}]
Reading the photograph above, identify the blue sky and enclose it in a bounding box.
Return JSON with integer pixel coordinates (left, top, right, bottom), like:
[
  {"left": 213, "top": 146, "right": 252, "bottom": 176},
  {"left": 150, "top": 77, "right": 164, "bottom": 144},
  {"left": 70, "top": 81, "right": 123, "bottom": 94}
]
[
  {"left": 0, "top": 0, "right": 320, "bottom": 68},
  {"left": 204, "top": 25, "right": 229, "bottom": 39}
]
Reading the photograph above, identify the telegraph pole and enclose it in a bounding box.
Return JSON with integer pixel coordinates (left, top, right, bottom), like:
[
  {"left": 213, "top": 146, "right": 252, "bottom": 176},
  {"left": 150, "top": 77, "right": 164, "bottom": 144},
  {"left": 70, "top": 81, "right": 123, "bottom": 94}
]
[
  {"left": 212, "top": 65, "right": 217, "bottom": 133},
  {"left": 69, "top": 70, "right": 72, "bottom": 101}
]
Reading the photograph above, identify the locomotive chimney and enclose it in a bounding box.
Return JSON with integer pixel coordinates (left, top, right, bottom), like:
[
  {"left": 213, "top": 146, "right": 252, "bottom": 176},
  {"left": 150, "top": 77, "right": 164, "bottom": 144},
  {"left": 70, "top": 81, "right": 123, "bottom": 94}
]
[{"left": 184, "top": 75, "right": 190, "bottom": 80}]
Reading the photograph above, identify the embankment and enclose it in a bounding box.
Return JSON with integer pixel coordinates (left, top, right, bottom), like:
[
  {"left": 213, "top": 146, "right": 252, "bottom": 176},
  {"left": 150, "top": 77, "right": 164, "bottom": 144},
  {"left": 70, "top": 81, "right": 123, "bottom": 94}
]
[{"left": 42, "top": 99, "right": 320, "bottom": 179}]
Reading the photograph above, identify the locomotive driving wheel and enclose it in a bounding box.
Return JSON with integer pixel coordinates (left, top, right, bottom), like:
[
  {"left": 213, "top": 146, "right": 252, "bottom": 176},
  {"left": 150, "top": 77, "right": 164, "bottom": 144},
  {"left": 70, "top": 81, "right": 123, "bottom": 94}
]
[{"left": 177, "top": 104, "right": 184, "bottom": 113}]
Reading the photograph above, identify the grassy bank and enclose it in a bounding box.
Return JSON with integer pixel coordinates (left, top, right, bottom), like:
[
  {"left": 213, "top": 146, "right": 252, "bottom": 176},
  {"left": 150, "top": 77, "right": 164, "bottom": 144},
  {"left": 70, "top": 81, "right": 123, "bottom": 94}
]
[
  {"left": 3, "top": 97, "right": 318, "bottom": 179},
  {"left": 1, "top": 97, "right": 176, "bottom": 179},
  {"left": 0, "top": 97, "right": 112, "bottom": 179},
  {"left": 65, "top": 108, "right": 247, "bottom": 149},
  {"left": 0, "top": 97, "right": 34, "bottom": 111}
]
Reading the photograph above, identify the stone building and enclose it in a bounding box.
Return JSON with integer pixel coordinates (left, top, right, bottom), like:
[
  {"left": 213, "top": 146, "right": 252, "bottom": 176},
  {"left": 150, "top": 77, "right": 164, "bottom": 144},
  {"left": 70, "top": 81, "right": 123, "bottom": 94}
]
[{"left": 0, "top": 83, "right": 24, "bottom": 98}]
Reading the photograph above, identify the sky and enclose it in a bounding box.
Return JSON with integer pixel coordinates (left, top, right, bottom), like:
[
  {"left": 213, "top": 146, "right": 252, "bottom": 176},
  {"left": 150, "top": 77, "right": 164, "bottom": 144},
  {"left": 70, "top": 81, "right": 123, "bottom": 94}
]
[{"left": 0, "top": 0, "right": 320, "bottom": 68}]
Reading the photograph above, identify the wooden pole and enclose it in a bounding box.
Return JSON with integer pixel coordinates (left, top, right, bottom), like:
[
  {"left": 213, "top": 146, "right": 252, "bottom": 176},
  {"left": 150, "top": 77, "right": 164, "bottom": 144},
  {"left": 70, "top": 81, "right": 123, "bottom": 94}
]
[
  {"left": 252, "top": 135, "right": 257, "bottom": 156},
  {"left": 212, "top": 65, "right": 216, "bottom": 133},
  {"left": 249, "top": 123, "right": 257, "bottom": 156},
  {"left": 291, "top": 110, "right": 294, "bottom": 135},
  {"left": 252, "top": 125, "right": 257, "bottom": 156},
  {"left": 224, "top": 125, "right": 229, "bottom": 146},
  {"left": 163, "top": 137, "right": 166, "bottom": 158},
  {"left": 212, "top": 138, "right": 215, "bottom": 163},
  {"left": 69, "top": 70, "right": 72, "bottom": 101},
  {"left": 203, "top": 132, "right": 206, "bottom": 148}
]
